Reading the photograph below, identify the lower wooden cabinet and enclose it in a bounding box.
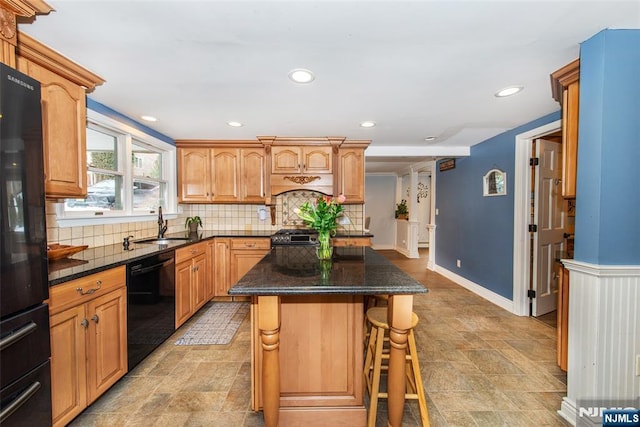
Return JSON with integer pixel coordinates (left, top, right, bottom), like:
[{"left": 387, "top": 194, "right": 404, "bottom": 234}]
[
  {"left": 48, "top": 266, "right": 127, "bottom": 427},
  {"left": 175, "top": 242, "right": 208, "bottom": 328},
  {"left": 332, "top": 236, "right": 371, "bottom": 247},
  {"left": 214, "top": 237, "right": 270, "bottom": 299},
  {"left": 557, "top": 264, "right": 570, "bottom": 371}
]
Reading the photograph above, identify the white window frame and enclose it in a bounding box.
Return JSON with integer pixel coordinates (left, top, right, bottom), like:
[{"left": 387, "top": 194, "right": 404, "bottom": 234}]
[{"left": 56, "top": 109, "right": 177, "bottom": 227}]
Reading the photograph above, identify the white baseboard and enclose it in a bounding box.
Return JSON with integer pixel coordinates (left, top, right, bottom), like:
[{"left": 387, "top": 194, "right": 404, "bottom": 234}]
[
  {"left": 434, "top": 265, "right": 515, "bottom": 313},
  {"left": 558, "top": 397, "right": 577, "bottom": 426},
  {"left": 371, "top": 244, "right": 395, "bottom": 250}
]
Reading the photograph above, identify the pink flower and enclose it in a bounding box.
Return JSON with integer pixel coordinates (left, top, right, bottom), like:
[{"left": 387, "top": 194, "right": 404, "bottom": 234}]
[{"left": 336, "top": 194, "right": 346, "bottom": 204}]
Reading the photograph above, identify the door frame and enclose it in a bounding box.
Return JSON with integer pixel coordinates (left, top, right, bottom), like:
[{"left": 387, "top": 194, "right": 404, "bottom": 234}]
[{"left": 512, "top": 120, "right": 561, "bottom": 316}]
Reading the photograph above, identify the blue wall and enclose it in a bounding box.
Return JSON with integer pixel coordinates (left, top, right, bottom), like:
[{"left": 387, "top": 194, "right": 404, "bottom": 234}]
[
  {"left": 575, "top": 29, "right": 640, "bottom": 265},
  {"left": 87, "top": 98, "right": 174, "bottom": 145},
  {"left": 436, "top": 111, "right": 560, "bottom": 300}
]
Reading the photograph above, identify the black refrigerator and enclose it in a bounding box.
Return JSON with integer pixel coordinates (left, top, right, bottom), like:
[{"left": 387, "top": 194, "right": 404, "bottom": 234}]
[{"left": 0, "top": 63, "right": 52, "bottom": 425}]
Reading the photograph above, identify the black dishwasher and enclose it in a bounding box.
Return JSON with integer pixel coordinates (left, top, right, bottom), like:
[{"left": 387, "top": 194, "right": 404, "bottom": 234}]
[{"left": 126, "top": 250, "right": 175, "bottom": 370}]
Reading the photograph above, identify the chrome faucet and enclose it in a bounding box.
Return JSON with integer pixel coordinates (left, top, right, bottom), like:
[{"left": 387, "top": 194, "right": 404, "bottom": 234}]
[{"left": 157, "top": 206, "right": 168, "bottom": 238}]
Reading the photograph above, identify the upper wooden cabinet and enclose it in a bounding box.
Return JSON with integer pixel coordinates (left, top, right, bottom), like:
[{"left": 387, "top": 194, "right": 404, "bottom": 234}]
[
  {"left": 551, "top": 59, "right": 580, "bottom": 199},
  {"left": 335, "top": 145, "right": 366, "bottom": 204},
  {"left": 271, "top": 146, "right": 332, "bottom": 174},
  {"left": 15, "top": 32, "right": 104, "bottom": 199},
  {"left": 0, "top": 0, "right": 53, "bottom": 66},
  {"left": 176, "top": 141, "right": 266, "bottom": 204}
]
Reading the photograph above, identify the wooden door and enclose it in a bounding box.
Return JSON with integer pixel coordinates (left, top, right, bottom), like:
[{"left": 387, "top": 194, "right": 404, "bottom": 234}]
[
  {"left": 192, "top": 253, "right": 208, "bottom": 312},
  {"left": 85, "top": 287, "right": 127, "bottom": 404},
  {"left": 271, "top": 147, "right": 301, "bottom": 174},
  {"left": 17, "top": 57, "right": 87, "bottom": 198},
  {"left": 533, "top": 139, "right": 565, "bottom": 316},
  {"left": 50, "top": 305, "right": 88, "bottom": 427},
  {"left": 178, "top": 148, "right": 211, "bottom": 202},
  {"left": 175, "top": 260, "right": 193, "bottom": 328},
  {"left": 337, "top": 148, "right": 364, "bottom": 203},
  {"left": 302, "top": 146, "right": 332, "bottom": 174},
  {"left": 214, "top": 238, "right": 231, "bottom": 296},
  {"left": 241, "top": 148, "right": 266, "bottom": 202},
  {"left": 212, "top": 148, "right": 240, "bottom": 202}
]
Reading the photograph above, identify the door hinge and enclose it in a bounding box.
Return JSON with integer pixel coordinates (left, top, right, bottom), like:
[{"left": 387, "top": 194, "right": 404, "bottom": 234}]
[
  {"left": 528, "top": 290, "right": 536, "bottom": 299},
  {"left": 529, "top": 224, "right": 537, "bottom": 232},
  {"left": 529, "top": 157, "right": 539, "bottom": 166}
]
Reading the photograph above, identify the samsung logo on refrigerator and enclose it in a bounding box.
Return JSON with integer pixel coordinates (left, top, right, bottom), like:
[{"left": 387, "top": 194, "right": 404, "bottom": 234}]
[{"left": 6, "top": 74, "right": 35, "bottom": 91}]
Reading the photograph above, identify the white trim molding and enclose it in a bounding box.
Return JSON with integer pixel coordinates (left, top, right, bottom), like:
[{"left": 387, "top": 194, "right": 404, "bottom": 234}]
[
  {"left": 434, "top": 265, "right": 515, "bottom": 313},
  {"left": 558, "top": 260, "right": 640, "bottom": 426}
]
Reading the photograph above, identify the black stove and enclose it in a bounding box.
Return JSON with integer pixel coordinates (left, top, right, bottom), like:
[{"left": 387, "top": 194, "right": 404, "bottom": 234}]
[{"left": 271, "top": 229, "right": 319, "bottom": 246}]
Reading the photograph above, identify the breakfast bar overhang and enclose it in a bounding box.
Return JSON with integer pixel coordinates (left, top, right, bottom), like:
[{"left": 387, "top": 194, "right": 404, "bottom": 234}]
[{"left": 229, "top": 246, "right": 427, "bottom": 427}]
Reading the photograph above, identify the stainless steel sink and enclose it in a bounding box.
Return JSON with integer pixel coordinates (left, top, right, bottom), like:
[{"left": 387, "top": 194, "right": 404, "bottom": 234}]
[{"left": 135, "top": 237, "right": 192, "bottom": 245}]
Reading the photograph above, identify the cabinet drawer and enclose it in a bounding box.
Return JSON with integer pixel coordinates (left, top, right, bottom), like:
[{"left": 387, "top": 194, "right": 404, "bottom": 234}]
[
  {"left": 332, "top": 237, "right": 371, "bottom": 247},
  {"left": 230, "top": 238, "right": 271, "bottom": 250},
  {"left": 49, "top": 266, "right": 125, "bottom": 314},
  {"left": 175, "top": 242, "right": 207, "bottom": 264}
]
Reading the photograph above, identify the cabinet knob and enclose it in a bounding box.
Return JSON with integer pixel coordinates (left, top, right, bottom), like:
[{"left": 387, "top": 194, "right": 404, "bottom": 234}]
[
  {"left": 80, "top": 319, "right": 89, "bottom": 328},
  {"left": 91, "top": 314, "right": 99, "bottom": 324}
]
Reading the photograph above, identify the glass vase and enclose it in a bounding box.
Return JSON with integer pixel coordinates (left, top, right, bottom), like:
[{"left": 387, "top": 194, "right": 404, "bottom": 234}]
[{"left": 316, "top": 230, "right": 333, "bottom": 260}]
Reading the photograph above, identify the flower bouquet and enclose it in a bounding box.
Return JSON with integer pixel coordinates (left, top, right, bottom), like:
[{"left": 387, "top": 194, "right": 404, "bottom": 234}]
[{"left": 295, "top": 194, "right": 346, "bottom": 259}]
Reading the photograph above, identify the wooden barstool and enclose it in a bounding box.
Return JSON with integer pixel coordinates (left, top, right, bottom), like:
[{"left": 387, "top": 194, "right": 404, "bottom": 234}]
[{"left": 363, "top": 307, "right": 429, "bottom": 427}]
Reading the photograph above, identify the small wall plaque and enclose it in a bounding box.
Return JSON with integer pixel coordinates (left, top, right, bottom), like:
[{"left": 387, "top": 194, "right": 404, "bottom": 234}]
[{"left": 439, "top": 159, "right": 455, "bottom": 172}]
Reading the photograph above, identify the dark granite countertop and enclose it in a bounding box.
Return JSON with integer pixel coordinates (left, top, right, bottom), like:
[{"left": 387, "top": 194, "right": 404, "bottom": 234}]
[
  {"left": 48, "top": 230, "right": 273, "bottom": 285},
  {"left": 228, "top": 246, "right": 427, "bottom": 296}
]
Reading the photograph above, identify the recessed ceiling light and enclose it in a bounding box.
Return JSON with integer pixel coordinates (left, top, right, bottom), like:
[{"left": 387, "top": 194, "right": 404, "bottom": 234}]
[
  {"left": 288, "top": 68, "right": 315, "bottom": 84},
  {"left": 495, "top": 86, "right": 524, "bottom": 97},
  {"left": 141, "top": 115, "right": 157, "bottom": 122},
  {"left": 227, "top": 121, "right": 243, "bottom": 127},
  {"left": 424, "top": 136, "right": 436, "bottom": 142},
  {"left": 360, "top": 121, "right": 376, "bottom": 128}
]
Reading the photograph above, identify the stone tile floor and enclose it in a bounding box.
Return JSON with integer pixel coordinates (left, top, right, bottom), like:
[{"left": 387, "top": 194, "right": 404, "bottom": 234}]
[{"left": 69, "top": 249, "right": 568, "bottom": 426}]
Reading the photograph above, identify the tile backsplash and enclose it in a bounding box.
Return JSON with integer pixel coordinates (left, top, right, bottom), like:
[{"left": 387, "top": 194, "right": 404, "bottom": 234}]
[{"left": 46, "top": 191, "right": 364, "bottom": 248}]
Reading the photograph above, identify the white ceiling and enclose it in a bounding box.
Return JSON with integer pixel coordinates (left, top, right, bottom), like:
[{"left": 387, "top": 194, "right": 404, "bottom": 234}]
[{"left": 19, "top": 1, "right": 640, "bottom": 174}]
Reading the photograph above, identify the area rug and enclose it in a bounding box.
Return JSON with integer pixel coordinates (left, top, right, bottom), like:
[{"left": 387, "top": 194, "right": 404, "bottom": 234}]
[{"left": 174, "top": 302, "right": 249, "bottom": 346}]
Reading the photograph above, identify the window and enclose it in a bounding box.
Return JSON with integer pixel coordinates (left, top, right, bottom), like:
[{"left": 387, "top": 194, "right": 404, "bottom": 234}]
[{"left": 61, "top": 109, "right": 176, "bottom": 223}]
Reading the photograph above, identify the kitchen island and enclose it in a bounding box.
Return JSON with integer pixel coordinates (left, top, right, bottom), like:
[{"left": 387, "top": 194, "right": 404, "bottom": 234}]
[{"left": 228, "top": 246, "right": 427, "bottom": 427}]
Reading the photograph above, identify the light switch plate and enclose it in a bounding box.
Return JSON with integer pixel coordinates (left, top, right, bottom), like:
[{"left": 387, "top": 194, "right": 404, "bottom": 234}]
[{"left": 636, "top": 355, "right": 640, "bottom": 376}]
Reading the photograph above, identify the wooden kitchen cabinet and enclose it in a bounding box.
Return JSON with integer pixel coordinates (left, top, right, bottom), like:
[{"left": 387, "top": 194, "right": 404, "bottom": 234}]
[
  {"left": 551, "top": 59, "right": 580, "bottom": 199},
  {"left": 557, "top": 263, "right": 570, "bottom": 371},
  {"left": 335, "top": 146, "right": 366, "bottom": 203},
  {"left": 213, "top": 237, "right": 270, "bottom": 300},
  {"left": 271, "top": 145, "right": 333, "bottom": 174},
  {"left": 175, "top": 242, "right": 208, "bottom": 328},
  {"left": 16, "top": 32, "right": 104, "bottom": 199},
  {"left": 48, "top": 266, "right": 127, "bottom": 427},
  {"left": 177, "top": 142, "right": 266, "bottom": 203},
  {"left": 230, "top": 238, "right": 271, "bottom": 286}
]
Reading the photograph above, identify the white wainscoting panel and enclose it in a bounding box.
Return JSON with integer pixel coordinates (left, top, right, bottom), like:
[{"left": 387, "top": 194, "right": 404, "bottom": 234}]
[{"left": 558, "top": 260, "right": 640, "bottom": 426}]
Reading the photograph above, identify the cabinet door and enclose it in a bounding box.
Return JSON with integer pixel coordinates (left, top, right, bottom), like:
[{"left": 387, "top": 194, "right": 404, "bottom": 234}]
[
  {"left": 212, "top": 148, "right": 240, "bottom": 202},
  {"left": 205, "top": 241, "right": 216, "bottom": 301},
  {"left": 562, "top": 81, "right": 579, "bottom": 198},
  {"left": 178, "top": 148, "right": 211, "bottom": 202},
  {"left": 50, "top": 305, "right": 88, "bottom": 427},
  {"left": 303, "top": 146, "right": 332, "bottom": 174},
  {"left": 85, "top": 287, "right": 127, "bottom": 404},
  {"left": 192, "top": 253, "right": 208, "bottom": 312},
  {"left": 175, "top": 260, "right": 193, "bottom": 328},
  {"left": 271, "top": 147, "right": 301, "bottom": 174},
  {"left": 230, "top": 249, "right": 270, "bottom": 285},
  {"left": 214, "top": 238, "right": 231, "bottom": 296},
  {"left": 337, "top": 148, "right": 364, "bottom": 203},
  {"left": 241, "top": 148, "right": 266, "bottom": 202},
  {"left": 17, "top": 57, "right": 87, "bottom": 198}
]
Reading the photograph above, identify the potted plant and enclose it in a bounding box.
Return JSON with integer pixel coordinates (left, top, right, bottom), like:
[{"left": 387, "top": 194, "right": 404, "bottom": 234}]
[
  {"left": 395, "top": 199, "right": 409, "bottom": 220},
  {"left": 184, "top": 216, "right": 202, "bottom": 234}
]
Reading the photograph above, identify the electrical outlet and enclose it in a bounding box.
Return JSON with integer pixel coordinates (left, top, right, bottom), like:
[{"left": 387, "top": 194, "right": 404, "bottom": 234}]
[
  {"left": 636, "top": 355, "right": 640, "bottom": 376},
  {"left": 435, "top": 208, "right": 439, "bottom": 215},
  {"left": 457, "top": 259, "right": 461, "bottom": 268}
]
